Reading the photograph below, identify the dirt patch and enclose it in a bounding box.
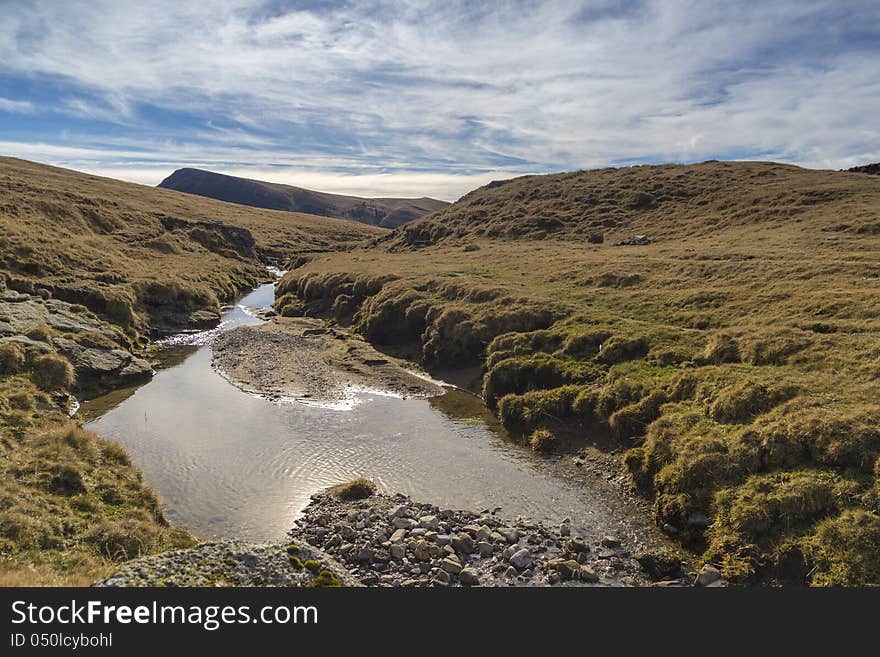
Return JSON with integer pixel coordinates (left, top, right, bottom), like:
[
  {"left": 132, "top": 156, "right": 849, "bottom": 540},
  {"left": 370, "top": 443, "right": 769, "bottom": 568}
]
[{"left": 212, "top": 317, "right": 443, "bottom": 405}]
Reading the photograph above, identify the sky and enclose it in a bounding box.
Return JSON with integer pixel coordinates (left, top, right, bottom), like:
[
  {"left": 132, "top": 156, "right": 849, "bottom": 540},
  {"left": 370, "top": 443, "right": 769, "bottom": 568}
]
[{"left": 0, "top": 0, "right": 878, "bottom": 201}]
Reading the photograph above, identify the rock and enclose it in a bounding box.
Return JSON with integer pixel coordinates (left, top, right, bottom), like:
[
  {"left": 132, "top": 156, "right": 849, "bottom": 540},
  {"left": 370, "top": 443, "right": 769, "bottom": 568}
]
[
  {"left": 560, "top": 523, "right": 571, "bottom": 537},
  {"left": 356, "top": 547, "right": 374, "bottom": 563},
  {"left": 338, "top": 523, "right": 356, "bottom": 540},
  {"left": 509, "top": 548, "right": 533, "bottom": 572},
  {"left": 695, "top": 565, "right": 722, "bottom": 587},
  {"left": 389, "top": 528, "right": 407, "bottom": 543},
  {"left": 434, "top": 534, "right": 452, "bottom": 547},
  {"left": 497, "top": 527, "right": 519, "bottom": 544},
  {"left": 450, "top": 533, "right": 476, "bottom": 554},
  {"left": 388, "top": 504, "right": 409, "bottom": 520},
  {"left": 418, "top": 515, "right": 439, "bottom": 530},
  {"left": 440, "top": 557, "right": 462, "bottom": 575},
  {"left": 478, "top": 542, "right": 494, "bottom": 558},
  {"left": 505, "top": 566, "right": 519, "bottom": 579},
  {"left": 433, "top": 569, "right": 451, "bottom": 586},
  {"left": 600, "top": 536, "right": 622, "bottom": 548},
  {"left": 578, "top": 566, "right": 599, "bottom": 583},
  {"left": 567, "top": 538, "right": 589, "bottom": 553},
  {"left": 459, "top": 568, "right": 480, "bottom": 586},
  {"left": 413, "top": 541, "right": 432, "bottom": 562},
  {"left": 392, "top": 517, "right": 416, "bottom": 530},
  {"left": 389, "top": 544, "right": 406, "bottom": 560},
  {"left": 553, "top": 560, "right": 581, "bottom": 580}
]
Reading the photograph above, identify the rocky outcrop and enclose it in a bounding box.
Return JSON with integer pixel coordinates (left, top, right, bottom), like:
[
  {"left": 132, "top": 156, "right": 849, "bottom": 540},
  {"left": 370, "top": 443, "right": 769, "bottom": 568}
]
[
  {"left": 0, "top": 290, "right": 152, "bottom": 392},
  {"left": 95, "top": 540, "right": 359, "bottom": 587}
]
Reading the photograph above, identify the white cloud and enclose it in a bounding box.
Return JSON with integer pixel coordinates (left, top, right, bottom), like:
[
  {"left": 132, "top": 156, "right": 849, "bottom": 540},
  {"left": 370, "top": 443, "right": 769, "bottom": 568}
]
[
  {"left": 0, "top": 97, "right": 34, "bottom": 114},
  {"left": 0, "top": 0, "right": 877, "bottom": 193}
]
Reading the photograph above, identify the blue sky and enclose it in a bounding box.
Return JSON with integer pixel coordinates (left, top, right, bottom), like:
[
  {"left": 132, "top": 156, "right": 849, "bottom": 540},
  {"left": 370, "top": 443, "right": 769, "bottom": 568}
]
[{"left": 0, "top": 0, "right": 878, "bottom": 200}]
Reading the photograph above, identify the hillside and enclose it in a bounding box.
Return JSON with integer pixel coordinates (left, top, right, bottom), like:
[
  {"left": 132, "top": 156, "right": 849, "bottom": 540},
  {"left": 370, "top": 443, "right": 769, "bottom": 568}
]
[
  {"left": 159, "top": 168, "right": 449, "bottom": 229},
  {"left": 0, "top": 157, "right": 384, "bottom": 339},
  {"left": 389, "top": 160, "right": 880, "bottom": 248},
  {"left": 276, "top": 160, "right": 880, "bottom": 585},
  {"left": 0, "top": 157, "right": 383, "bottom": 584}
]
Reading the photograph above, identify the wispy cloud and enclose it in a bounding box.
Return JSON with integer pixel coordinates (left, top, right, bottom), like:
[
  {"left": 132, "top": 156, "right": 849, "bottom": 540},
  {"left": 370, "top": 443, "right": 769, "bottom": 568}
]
[{"left": 0, "top": 1, "right": 878, "bottom": 198}]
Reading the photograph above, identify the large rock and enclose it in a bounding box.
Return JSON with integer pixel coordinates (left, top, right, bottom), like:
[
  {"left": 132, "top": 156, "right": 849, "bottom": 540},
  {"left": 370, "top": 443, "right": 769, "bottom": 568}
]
[{"left": 509, "top": 548, "right": 533, "bottom": 571}]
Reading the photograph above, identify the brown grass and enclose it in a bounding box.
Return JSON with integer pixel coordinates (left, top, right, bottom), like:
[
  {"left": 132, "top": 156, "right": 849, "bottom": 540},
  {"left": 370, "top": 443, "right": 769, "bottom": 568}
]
[{"left": 275, "top": 160, "right": 880, "bottom": 585}]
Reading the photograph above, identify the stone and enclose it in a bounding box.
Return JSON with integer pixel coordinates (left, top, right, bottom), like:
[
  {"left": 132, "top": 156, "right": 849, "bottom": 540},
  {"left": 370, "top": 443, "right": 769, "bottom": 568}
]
[
  {"left": 600, "top": 536, "right": 622, "bottom": 548},
  {"left": 459, "top": 568, "right": 480, "bottom": 586},
  {"left": 567, "top": 538, "right": 589, "bottom": 553},
  {"left": 389, "top": 528, "right": 407, "bottom": 543},
  {"left": 461, "top": 524, "right": 482, "bottom": 537},
  {"left": 695, "top": 565, "right": 722, "bottom": 587},
  {"left": 509, "top": 549, "right": 533, "bottom": 572},
  {"left": 440, "top": 557, "right": 462, "bottom": 575},
  {"left": 587, "top": 232, "right": 604, "bottom": 244},
  {"left": 388, "top": 504, "right": 409, "bottom": 520},
  {"left": 413, "top": 541, "right": 432, "bottom": 562},
  {"left": 450, "top": 533, "right": 476, "bottom": 554},
  {"left": 578, "top": 566, "right": 599, "bottom": 583},
  {"left": 497, "top": 527, "right": 520, "bottom": 543},
  {"left": 356, "top": 547, "right": 374, "bottom": 562},
  {"left": 434, "top": 534, "right": 452, "bottom": 546},
  {"left": 478, "top": 542, "right": 494, "bottom": 558},
  {"left": 433, "top": 569, "right": 451, "bottom": 586},
  {"left": 554, "top": 560, "right": 581, "bottom": 580},
  {"left": 389, "top": 544, "right": 406, "bottom": 560},
  {"left": 392, "top": 517, "right": 416, "bottom": 530},
  {"left": 505, "top": 566, "right": 519, "bottom": 579},
  {"left": 560, "top": 523, "right": 571, "bottom": 537},
  {"left": 418, "top": 515, "right": 439, "bottom": 530}
]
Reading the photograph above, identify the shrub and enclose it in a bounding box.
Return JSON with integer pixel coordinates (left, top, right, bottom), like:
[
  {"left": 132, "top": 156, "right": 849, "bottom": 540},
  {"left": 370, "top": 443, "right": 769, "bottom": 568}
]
[
  {"left": 595, "top": 336, "right": 650, "bottom": 365},
  {"left": 30, "top": 354, "right": 75, "bottom": 391},
  {"left": 329, "top": 478, "right": 376, "bottom": 500},
  {"left": 303, "top": 559, "right": 321, "bottom": 574},
  {"left": 702, "top": 332, "right": 740, "bottom": 364},
  {"left": 0, "top": 343, "right": 25, "bottom": 374},
  {"left": 311, "top": 569, "right": 341, "bottom": 587},
  {"left": 609, "top": 390, "right": 668, "bottom": 438},
  {"left": 47, "top": 464, "right": 86, "bottom": 495},
  {"left": 74, "top": 332, "right": 119, "bottom": 350},
  {"left": 710, "top": 382, "right": 797, "bottom": 424},
  {"left": 25, "top": 324, "right": 56, "bottom": 343},
  {"left": 804, "top": 510, "right": 880, "bottom": 586},
  {"left": 529, "top": 429, "right": 556, "bottom": 452},
  {"left": 6, "top": 391, "right": 33, "bottom": 410}
]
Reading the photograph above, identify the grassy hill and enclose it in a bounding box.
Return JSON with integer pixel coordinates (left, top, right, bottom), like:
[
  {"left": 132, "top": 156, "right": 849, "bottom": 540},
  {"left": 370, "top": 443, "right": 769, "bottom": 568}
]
[
  {"left": 159, "top": 167, "right": 449, "bottom": 228},
  {"left": 0, "top": 157, "right": 384, "bottom": 585},
  {"left": 276, "top": 160, "right": 880, "bottom": 585},
  {"left": 1, "top": 157, "right": 384, "bottom": 339}
]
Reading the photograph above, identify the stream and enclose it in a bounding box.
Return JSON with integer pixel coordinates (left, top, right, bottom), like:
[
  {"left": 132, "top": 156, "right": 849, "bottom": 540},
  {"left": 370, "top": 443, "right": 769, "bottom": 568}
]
[{"left": 81, "top": 282, "right": 661, "bottom": 547}]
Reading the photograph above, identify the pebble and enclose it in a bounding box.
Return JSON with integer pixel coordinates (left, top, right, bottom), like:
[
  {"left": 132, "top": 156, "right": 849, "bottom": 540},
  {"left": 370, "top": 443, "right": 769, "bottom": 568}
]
[{"left": 289, "top": 490, "right": 654, "bottom": 587}]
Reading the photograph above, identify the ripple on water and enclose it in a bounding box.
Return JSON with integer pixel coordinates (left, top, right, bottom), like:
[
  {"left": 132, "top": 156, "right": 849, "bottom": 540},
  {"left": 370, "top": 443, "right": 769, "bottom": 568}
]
[{"left": 82, "top": 283, "right": 658, "bottom": 546}]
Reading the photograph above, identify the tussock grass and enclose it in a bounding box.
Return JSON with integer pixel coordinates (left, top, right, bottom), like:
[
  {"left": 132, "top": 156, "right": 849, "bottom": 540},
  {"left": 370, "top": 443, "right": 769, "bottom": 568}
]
[
  {"left": 274, "top": 160, "right": 880, "bottom": 584},
  {"left": 328, "top": 478, "right": 377, "bottom": 500}
]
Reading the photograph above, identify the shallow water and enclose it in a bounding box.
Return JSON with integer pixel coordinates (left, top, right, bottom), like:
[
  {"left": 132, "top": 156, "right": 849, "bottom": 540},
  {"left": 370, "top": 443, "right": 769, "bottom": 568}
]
[{"left": 83, "top": 284, "right": 655, "bottom": 544}]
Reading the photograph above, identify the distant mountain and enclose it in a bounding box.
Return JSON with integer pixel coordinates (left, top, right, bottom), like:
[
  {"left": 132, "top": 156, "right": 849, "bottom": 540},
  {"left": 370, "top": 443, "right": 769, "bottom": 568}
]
[
  {"left": 847, "top": 163, "right": 880, "bottom": 175},
  {"left": 158, "top": 168, "right": 449, "bottom": 228}
]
